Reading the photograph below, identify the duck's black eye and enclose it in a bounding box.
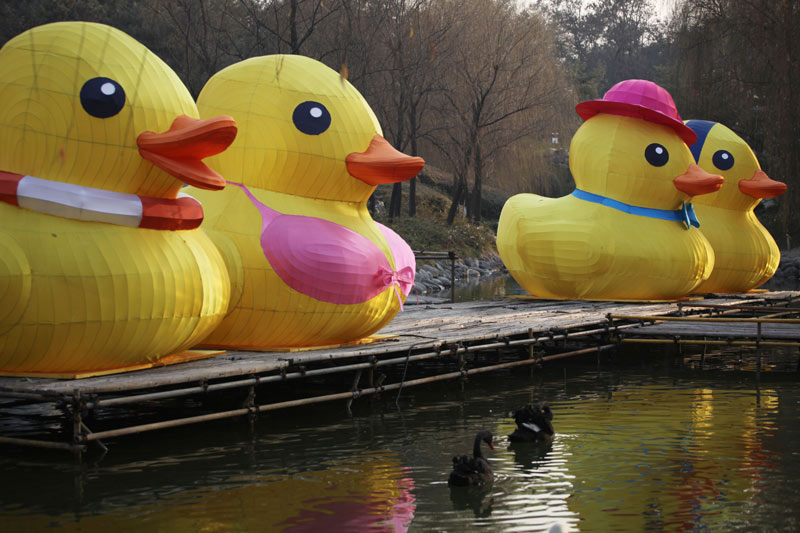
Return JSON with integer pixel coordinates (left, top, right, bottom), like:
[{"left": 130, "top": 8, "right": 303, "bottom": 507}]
[
  {"left": 292, "top": 101, "right": 331, "bottom": 135},
  {"left": 644, "top": 143, "right": 669, "bottom": 167},
  {"left": 80, "top": 77, "right": 125, "bottom": 118},
  {"left": 712, "top": 150, "right": 734, "bottom": 171}
]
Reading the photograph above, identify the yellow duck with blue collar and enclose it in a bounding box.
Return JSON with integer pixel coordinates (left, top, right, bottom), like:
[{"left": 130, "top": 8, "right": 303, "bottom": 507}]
[
  {"left": 497, "top": 80, "right": 723, "bottom": 301},
  {"left": 189, "top": 55, "right": 424, "bottom": 349},
  {"left": 0, "top": 22, "right": 237, "bottom": 377},
  {"left": 684, "top": 120, "right": 787, "bottom": 293}
]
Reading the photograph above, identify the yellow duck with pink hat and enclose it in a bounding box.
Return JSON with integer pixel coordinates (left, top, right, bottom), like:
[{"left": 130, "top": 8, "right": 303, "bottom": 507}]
[
  {"left": 497, "top": 80, "right": 724, "bottom": 301},
  {"left": 0, "top": 22, "right": 236, "bottom": 377},
  {"left": 684, "top": 120, "right": 787, "bottom": 293}
]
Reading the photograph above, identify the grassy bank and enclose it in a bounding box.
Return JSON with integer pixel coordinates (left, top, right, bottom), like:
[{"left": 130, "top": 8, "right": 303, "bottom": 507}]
[
  {"left": 371, "top": 175, "right": 500, "bottom": 260},
  {"left": 377, "top": 214, "right": 498, "bottom": 260}
]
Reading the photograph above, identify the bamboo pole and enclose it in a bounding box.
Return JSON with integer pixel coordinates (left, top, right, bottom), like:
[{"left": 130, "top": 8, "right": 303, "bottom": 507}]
[
  {"left": 89, "top": 325, "right": 628, "bottom": 409},
  {"left": 620, "top": 338, "right": 800, "bottom": 347},
  {"left": 677, "top": 303, "right": 800, "bottom": 313},
  {"left": 450, "top": 253, "right": 456, "bottom": 303},
  {"left": 610, "top": 314, "right": 800, "bottom": 324},
  {"left": 0, "top": 436, "right": 85, "bottom": 452},
  {"left": 81, "top": 344, "right": 615, "bottom": 442}
]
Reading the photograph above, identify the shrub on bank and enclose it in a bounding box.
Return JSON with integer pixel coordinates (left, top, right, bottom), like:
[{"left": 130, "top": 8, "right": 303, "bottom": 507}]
[{"left": 378, "top": 215, "right": 497, "bottom": 260}]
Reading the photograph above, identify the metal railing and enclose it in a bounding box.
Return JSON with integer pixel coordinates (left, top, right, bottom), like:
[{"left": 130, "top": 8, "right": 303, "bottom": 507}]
[{"left": 413, "top": 250, "right": 457, "bottom": 302}]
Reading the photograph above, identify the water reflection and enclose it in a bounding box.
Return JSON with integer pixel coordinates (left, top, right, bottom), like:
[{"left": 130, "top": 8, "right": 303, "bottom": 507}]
[
  {"left": 496, "top": 439, "right": 577, "bottom": 532},
  {"left": 448, "top": 271, "right": 800, "bottom": 303},
  {"left": 1, "top": 365, "right": 798, "bottom": 532},
  {"left": 449, "top": 485, "right": 494, "bottom": 518},
  {"left": 551, "top": 385, "right": 782, "bottom": 531},
  {"left": 275, "top": 456, "right": 415, "bottom": 532},
  {"left": 0, "top": 449, "right": 415, "bottom": 532},
  {"left": 431, "top": 273, "right": 525, "bottom": 302}
]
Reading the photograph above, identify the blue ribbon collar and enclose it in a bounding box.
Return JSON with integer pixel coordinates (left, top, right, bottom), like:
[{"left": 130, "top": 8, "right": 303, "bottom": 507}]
[{"left": 571, "top": 189, "right": 700, "bottom": 230}]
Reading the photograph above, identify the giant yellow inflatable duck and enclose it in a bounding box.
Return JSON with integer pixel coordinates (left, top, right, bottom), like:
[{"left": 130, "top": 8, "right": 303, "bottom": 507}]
[
  {"left": 0, "top": 22, "right": 237, "bottom": 376},
  {"left": 189, "top": 55, "right": 424, "bottom": 349},
  {"left": 497, "top": 80, "right": 724, "bottom": 301},
  {"left": 685, "top": 120, "right": 787, "bottom": 293}
]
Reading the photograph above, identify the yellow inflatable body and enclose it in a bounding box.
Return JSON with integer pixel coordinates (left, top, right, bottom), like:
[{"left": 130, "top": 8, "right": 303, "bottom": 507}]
[
  {"left": 685, "top": 120, "right": 787, "bottom": 293},
  {"left": 190, "top": 55, "right": 424, "bottom": 349},
  {"left": 0, "top": 22, "right": 236, "bottom": 377},
  {"left": 497, "top": 80, "right": 723, "bottom": 301}
]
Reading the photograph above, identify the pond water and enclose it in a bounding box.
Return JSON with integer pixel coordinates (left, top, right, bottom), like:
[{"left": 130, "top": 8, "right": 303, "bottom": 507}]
[
  {"left": 429, "top": 273, "right": 524, "bottom": 303},
  {"left": 436, "top": 266, "right": 800, "bottom": 303},
  {"left": 1, "top": 348, "right": 799, "bottom": 532}
]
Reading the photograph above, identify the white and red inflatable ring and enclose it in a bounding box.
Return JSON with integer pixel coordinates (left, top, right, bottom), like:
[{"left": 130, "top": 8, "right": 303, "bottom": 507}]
[{"left": 0, "top": 171, "right": 203, "bottom": 230}]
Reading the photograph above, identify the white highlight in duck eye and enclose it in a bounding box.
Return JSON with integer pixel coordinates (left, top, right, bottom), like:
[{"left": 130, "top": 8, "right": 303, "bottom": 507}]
[
  {"left": 655, "top": 146, "right": 664, "bottom": 155},
  {"left": 310, "top": 107, "right": 323, "bottom": 118},
  {"left": 101, "top": 82, "right": 116, "bottom": 96},
  {"left": 720, "top": 153, "right": 729, "bottom": 160}
]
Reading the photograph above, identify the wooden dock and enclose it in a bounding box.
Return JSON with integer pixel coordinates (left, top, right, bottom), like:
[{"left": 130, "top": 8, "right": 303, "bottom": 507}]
[
  {"left": 1, "top": 290, "right": 798, "bottom": 453},
  {"left": 613, "top": 311, "right": 800, "bottom": 346}
]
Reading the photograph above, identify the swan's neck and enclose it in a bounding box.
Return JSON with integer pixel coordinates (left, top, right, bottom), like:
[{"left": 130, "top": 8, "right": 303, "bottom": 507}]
[{"left": 473, "top": 438, "right": 483, "bottom": 458}]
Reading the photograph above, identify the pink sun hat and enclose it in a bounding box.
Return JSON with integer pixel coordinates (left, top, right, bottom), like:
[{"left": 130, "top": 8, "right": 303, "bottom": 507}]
[{"left": 575, "top": 79, "right": 697, "bottom": 145}]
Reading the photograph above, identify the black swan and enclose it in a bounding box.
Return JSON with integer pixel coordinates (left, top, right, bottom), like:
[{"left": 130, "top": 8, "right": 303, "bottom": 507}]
[
  {"left": 448, "top": 430, "right": 494, "bottom": 487},
  {"left": 508, "top": 402, "right": 555, "bottom": 443}
]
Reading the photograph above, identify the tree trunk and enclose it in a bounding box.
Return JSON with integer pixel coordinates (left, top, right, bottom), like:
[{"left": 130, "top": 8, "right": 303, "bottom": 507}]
[
  {"left": 408, "top": 178, "right": 417, "bottom": 217},
  {"left": 778, "top": 0, "right": 798, "bottom": 246},
  {"left": 289, "top": 0, "right": 300, "bottom": 54},
  {"left": 389, "top": 182, "right": 403, "bottom": 220},
  {"left": 470, "top": 144, "right": 483, "bottom": 222},
  {"left": 408, "top": 135, "right": 418, "bottom": 217},
  {"left": 446, "top": 176, "right": 466, "bottom": 225}
]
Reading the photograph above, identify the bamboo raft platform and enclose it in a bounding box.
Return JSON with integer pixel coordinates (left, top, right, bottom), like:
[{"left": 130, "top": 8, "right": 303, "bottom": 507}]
[
  {"left": 1, "top": 290, "right": 798, "bottom": 454},
  {"left": 612, "top": 311, "right": 800, "bottom": 347}
]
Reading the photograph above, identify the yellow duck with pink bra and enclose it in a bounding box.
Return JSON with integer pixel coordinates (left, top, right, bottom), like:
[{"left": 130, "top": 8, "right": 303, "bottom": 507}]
[
  {"left": 497, "top": 80, "right": 724, "bottom": 301},
  {"left": 189, "top": 55, "right": 425, "bottom": 349},
  {"left": 0, "top": 22, "right": 236, "bottom": 377}
]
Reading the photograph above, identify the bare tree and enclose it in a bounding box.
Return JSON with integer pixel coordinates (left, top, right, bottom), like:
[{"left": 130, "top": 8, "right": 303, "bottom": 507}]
[
  {"left": 668, "top": 0, "right": 799, "bottom": 244},
  {"left": 540, "top": 0, "right": 668, "bottom": 99},
  {"left": 429, "top": 0, "right": 568, "bottom": 224},
  {"left": 1, "top": 0, "right": 578, "bottom": 228},
  {"left": 149, "top": 0, "right": 240, "bottom": 96},
  {"left": 233, "top": 0, "right": 340, "bottom": 55},
  {"left": 362, "top": 0, "right": 452, "bottom": 219}
]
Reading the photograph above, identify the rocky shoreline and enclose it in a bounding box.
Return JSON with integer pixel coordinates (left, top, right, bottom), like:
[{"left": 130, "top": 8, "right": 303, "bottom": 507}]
[
  {"left": 761, "top": 248, "right": 800, "bottom": 290},
  {"left": 413, "top": 252, "right": 507, "bottom": 295},
  {"left": 412, "top": 247, "right": 800, "bottom": 297}
]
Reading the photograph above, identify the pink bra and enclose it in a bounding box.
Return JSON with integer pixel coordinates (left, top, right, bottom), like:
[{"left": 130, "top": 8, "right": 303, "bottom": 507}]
[{"left": 231, "top": 182, "right": 415, "bottom": 307}]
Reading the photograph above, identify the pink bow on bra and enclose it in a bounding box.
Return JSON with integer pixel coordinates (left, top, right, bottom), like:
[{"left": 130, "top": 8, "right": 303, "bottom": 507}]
[{"left": 231, "top": 182, "right": 416, "bottom": 308}]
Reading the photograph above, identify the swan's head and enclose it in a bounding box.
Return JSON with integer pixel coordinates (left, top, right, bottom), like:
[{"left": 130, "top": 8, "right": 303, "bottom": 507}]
[{"left": 477, "top": 430, "right": 494, "bottom": 449}]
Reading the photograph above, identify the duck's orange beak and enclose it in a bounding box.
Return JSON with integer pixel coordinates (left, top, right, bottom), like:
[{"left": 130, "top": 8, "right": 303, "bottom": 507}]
[
  {"left": 739, "top": 169, "right": 786, "bottom": 199},
  {"left": 346, "top": 135, "right": 425, "bottom": 186},
  {"left": 138, "top": 115, "right": 237, "bottom": 190},
  {"left": 673, "top": 163, "right": 724, "bottom": 196}
]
